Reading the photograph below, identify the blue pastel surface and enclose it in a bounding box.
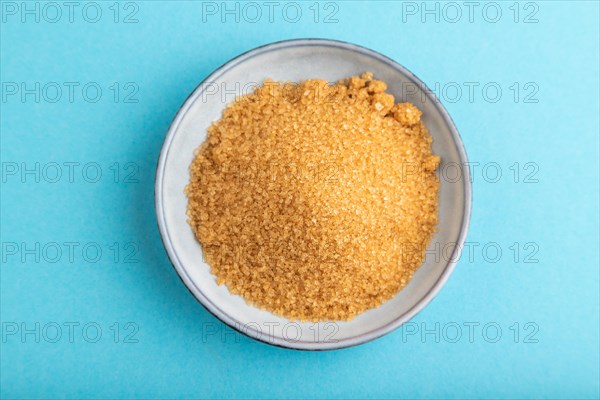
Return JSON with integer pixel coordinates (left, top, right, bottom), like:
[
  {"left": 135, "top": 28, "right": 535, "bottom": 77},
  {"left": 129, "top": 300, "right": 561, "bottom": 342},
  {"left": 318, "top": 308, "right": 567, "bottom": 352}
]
[{"left": 1, "top": 1, "right": 599, "bottom": 399}]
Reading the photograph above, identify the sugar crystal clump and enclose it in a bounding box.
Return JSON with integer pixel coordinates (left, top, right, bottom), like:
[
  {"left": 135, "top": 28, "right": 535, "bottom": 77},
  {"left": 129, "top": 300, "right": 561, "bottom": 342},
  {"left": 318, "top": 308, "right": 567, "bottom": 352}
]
[{"left": 186, "top": 73, "right": 440, "bottom": 321}]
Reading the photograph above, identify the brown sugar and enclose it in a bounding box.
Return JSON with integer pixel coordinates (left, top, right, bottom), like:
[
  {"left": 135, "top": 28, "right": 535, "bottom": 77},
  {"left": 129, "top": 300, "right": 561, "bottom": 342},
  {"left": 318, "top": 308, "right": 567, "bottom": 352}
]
[{"left": 186, "top": 73, "right": 440, "bottom": 321}]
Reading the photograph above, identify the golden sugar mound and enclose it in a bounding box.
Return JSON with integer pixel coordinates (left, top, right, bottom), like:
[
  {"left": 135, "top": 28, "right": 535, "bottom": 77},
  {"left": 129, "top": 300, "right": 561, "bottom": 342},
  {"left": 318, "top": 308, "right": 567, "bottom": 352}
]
[{"left": 186, "top": 73, "right": 440, "bottom": 321}]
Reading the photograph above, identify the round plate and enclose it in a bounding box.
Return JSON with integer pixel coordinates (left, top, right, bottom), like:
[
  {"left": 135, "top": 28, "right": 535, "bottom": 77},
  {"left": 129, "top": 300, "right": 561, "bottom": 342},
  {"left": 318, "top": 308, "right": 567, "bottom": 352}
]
[{"left": 155, "top": 39, "right": 472, "bottom": 350}]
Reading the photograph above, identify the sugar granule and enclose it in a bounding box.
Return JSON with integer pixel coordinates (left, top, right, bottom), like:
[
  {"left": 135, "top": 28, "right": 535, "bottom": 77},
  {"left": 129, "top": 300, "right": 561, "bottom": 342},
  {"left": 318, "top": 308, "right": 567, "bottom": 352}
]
[{"left": 186, "top": 73, "right": 440, "bottom": 321}]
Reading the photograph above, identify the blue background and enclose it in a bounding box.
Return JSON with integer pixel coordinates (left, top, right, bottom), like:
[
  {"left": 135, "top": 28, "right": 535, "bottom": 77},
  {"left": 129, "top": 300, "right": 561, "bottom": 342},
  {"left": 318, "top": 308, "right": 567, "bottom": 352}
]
[{"left": 1, "top": 1, "right": 599, "bottom": 399}]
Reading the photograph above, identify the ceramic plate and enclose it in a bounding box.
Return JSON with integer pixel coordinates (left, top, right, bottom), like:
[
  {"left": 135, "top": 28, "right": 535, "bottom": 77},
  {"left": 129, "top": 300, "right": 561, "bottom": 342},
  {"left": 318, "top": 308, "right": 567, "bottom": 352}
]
[{"left": 155, "top": 39, "right": 472, "bottom": 350}]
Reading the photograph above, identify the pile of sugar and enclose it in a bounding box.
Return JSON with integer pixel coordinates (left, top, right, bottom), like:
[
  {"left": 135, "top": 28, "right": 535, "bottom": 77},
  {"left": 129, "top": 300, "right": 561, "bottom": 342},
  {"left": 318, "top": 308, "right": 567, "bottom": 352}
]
[{"left": 186, "top": 73, "right": 440, "bottom": 321}]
